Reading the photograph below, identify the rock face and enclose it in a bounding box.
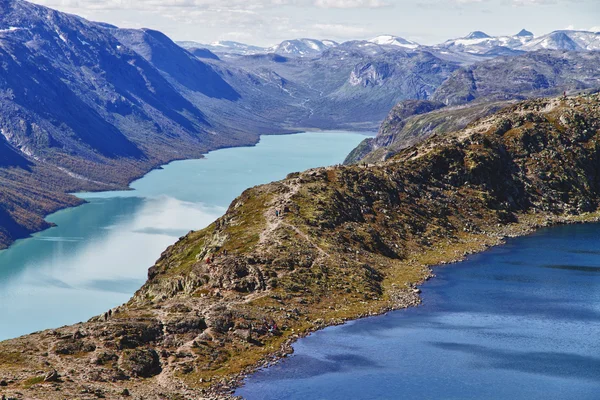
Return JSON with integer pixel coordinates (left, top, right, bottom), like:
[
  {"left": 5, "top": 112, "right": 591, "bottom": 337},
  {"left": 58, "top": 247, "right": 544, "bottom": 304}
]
[{"left": 1, "top": 94, "right": 600, "bottom": 399}]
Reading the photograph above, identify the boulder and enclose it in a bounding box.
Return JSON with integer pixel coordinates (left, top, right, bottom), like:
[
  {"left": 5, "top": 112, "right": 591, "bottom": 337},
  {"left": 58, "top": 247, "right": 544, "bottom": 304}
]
[{"left": 119, "top": 348, "right": 162, "bottom": 378}]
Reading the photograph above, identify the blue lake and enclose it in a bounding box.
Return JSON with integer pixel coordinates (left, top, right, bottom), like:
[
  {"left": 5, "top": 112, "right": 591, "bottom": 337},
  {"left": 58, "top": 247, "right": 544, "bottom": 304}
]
[
  {"left": 0, "top": 131, "right": 367, "bottom": 341},
  {"left": 237, "top": 223, "right": 600, "bottom": 400}
]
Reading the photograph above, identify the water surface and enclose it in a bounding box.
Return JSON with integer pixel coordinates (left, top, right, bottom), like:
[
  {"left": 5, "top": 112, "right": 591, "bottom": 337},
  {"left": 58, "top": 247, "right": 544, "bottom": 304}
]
[
  {"left": 237, "top": 223, "right": 600, "bottom": 400},
  {"left": 0, "top": 131, "right": 367, "bottom": 340}
]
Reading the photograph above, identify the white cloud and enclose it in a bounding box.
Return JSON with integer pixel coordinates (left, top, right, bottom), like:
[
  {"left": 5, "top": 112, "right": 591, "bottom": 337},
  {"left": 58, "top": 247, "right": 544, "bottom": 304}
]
[
  {"left": 35, "top": 0, "right": 295, "bottom": 12},
  {"left": 312, "top": 23, "right": 371, "bottom": 37},
  {"left": 313, "top": 0, "right": 390, "bottom": 8},
  {"left": 36, "top": 0, "right": 391, "bottom": 12},
  {"left": 561, "top": 24, "right": 600, "bottom": 31},
  {"left": 509, "top": 0, "right": 573, "bottom": 5}
]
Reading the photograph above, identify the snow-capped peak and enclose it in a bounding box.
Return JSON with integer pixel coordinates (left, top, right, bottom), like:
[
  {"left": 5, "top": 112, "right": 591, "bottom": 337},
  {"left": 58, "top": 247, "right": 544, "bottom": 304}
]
[
  {"left": 271, "top": 38, "right": 338, "bottom": 56},
  {"left": 465, "top": 31, "right": 491, "bottom": 40},
  {"left": 368, "top": 35, "right": 419, "bottom": 49}
]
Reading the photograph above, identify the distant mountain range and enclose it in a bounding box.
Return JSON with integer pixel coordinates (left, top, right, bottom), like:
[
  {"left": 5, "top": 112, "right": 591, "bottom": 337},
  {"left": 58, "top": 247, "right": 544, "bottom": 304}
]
[
  {"left": 437, "top": 30, "right": 600, "bottom": 55},
  {"left": 178, "top": 29, "right": 600, "bottom": 57},
  {"left": 179, "top": 38, "right": 339, "bottom": 57}
]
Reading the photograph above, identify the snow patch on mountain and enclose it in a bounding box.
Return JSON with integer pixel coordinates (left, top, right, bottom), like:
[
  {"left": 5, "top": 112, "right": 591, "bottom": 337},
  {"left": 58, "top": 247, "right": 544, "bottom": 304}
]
[
  {"left": 271, "top": 38, "right": 338, "bottom": 56},
  {"left": 439, "top": 29, "right": 600, "bottom": 54},
  {"left": 368, "top": 35, "right": 419, "bottom": 49},
  {"left": 522, "top": 30, "right": 600, "bottom": 51}
]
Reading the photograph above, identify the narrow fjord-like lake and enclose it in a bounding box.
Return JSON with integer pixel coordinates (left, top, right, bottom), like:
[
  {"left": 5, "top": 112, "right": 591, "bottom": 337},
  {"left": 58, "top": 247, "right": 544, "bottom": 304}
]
[
  {"left": 0, "top": 131, "right": 367, "bottom": 340},
  {"left": 237, "top": 223, "right": 600, "bottom": 400}
]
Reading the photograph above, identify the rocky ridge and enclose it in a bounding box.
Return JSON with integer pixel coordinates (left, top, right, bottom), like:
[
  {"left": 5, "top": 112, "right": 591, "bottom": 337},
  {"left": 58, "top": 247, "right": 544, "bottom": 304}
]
[
  {"left": 1, "top": 94, "right": 600, "bottom": 399},
  {"left": 344, "top": 100, "right": 514, "bottom": 164}
]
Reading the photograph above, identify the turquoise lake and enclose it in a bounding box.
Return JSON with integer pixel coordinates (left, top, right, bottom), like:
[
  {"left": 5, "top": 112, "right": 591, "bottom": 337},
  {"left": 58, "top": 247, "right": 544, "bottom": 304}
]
[
  {"left": 237, "top": 223, "right": 600, "bottom": 399},
  {"left": 0, "top": 131, "right": 368, "bottom": 340}
]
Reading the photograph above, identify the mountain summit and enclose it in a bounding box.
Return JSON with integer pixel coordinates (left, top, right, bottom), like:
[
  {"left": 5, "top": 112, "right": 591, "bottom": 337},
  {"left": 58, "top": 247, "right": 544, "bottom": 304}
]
[
  {"left": 271, "top": 38, "right": 338, "bottom": 56},
  {"left": 465, "top": 31, "right": 491, "bottom": 39},
  {"left": 516, "top": 29, "right": 534, "bottom": 37},
  {"left": 368, "top": 35, "right": 420, "bottom": 49}
]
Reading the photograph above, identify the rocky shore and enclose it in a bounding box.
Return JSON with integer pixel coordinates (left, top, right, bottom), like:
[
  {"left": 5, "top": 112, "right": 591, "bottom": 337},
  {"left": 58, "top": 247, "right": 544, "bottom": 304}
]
[{"left": 1, "top": 94, "right": 600, "bottom": 400}]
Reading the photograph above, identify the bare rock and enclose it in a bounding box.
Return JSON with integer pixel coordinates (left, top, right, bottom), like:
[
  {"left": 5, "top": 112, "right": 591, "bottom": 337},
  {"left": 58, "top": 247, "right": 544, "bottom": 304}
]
[{"left": 119, "top": 348, "right": 162, "bottom": 378}]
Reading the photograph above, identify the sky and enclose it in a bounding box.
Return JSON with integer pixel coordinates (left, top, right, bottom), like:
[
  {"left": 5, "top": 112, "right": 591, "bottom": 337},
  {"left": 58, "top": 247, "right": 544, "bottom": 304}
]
[{"left": 30, "top": 0, "right": 600, "bottom": 46}]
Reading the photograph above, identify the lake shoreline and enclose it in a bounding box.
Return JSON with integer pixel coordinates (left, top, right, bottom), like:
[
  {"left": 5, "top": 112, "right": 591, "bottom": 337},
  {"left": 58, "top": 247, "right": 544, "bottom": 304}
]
[
  {"left": 224, "top": 211, "right": 600, "bottom": 399},
  {"left": 0, "top": 129, "right": 373, "bottom": 252}
]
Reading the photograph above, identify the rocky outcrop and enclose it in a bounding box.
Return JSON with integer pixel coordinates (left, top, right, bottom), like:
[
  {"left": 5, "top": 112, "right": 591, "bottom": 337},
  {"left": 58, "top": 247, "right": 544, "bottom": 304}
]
[
  {"left": 1, "top": 94, "right": 600, "bottom": 400},
  {"left": 345, "top": 100, "right": 510, "bottom": 164},
  {"left": 119, "top": 348, "right": 162, "bottom": 378}
]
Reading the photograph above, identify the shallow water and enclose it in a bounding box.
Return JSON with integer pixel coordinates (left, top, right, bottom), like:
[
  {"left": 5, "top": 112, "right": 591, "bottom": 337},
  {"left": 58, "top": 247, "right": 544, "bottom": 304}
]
[
  {"left": 0, "top": 131, "right": 367, "bottom": 340},
  {"left": 237, "top": 223, "right": 600, "bottom": 400}
]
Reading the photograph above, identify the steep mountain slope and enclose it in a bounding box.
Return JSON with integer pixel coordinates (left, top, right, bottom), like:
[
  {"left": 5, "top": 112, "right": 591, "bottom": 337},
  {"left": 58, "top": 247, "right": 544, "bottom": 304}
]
[
  {"left": 1, "top": 1, "right": 600, "bottom": 251},
  {"left": 0, "top": 0, "right": 299, "bottom": 249},
  {"left": 345, "top": 50, "right": 600, "bottom": 164},
  {"left": 209, "top": 44, "right": 600, "bottom": 131},
  {"left": 113, "top": 29, "right": 240, "bottom": 101},
  {"left": 1, "top": 94, "right": 599, "bottom": 399},
  {"left": 0, "top": 135, "right": 30, "bottom": 169}
]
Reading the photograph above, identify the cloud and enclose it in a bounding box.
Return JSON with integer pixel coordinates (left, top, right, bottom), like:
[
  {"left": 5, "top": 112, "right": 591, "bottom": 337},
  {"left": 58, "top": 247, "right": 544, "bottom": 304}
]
[
  {"left": 34, "top": 0, "right": 295, "bottom": 12},
  {"left": 561, "top": 24, "right": 600, "bottom": 32},
  {"left": 36, "top": 0, "right": 391, "bottom": 12},
  {"left": 510, "top": 0, "right": 557, "bottom": 5},
  {"left": 312, "top": 23, "right": 371, "bottom": 37},
  {"left": 313, "top": 0, "right": 390, "bottom": 8}
]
